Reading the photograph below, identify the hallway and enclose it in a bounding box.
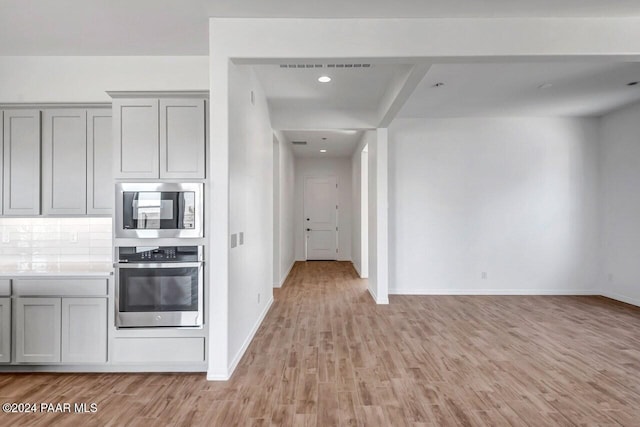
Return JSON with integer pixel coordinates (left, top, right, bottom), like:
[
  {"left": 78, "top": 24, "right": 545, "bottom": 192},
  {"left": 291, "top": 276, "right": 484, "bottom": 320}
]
[{"left": 1, "top": 261, "right": 640, "bottom": 425}]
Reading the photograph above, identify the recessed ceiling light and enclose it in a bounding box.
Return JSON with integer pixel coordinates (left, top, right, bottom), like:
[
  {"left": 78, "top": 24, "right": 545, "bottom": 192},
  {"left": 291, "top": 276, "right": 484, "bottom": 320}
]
[
  {"left": 627, "top": 81, "right": 639, "bottom": 86},
  {"left": 537, "top": 83, "right": 553, "bottom": 89},
  {"left": 318, "top": 76, "right": 332, "bottom": 83},
  {"left": 320, "top": 149, "right": 327, "bottom": 153}
]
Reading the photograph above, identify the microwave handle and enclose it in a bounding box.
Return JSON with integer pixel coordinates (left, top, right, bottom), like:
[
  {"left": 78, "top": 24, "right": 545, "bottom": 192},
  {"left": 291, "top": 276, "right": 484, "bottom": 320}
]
[{"left": 114, "top": 262, "right": 203, "bottom": 269}]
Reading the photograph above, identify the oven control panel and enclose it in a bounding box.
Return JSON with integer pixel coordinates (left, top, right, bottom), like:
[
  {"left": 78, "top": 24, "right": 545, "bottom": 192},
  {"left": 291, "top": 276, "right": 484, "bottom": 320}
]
[{"left": 118, "top": 246, "right": 202, "bottom": 263}]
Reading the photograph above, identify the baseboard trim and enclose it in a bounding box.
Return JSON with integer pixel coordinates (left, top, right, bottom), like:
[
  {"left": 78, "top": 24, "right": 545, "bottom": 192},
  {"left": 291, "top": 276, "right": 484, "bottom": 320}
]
[
  {"left": 353, "top": 261, "right": 361, "bottom": 277},
  {"left": 600, "top": 291, "right": 640, "bottom": 308},
  {"left": 207, "top": 372, "right": 230, "bottom": 381},
  {"left": 275, "top": 259, "right": 296, "bottom": 288},
  {"left": 225, "top": 294, "right": 274, "bottom": 380},
  {"left": 388, "top": 289, "right": 597, "bottom": 296},
  {"left": 368, "top": 286, "right": 389, "bottom": 304}
]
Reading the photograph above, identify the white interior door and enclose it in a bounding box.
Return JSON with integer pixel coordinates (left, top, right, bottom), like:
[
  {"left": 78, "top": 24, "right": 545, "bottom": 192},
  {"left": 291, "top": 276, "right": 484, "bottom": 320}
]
[{"left": 304, "top": 176, "right": 337, "bottom": 260}]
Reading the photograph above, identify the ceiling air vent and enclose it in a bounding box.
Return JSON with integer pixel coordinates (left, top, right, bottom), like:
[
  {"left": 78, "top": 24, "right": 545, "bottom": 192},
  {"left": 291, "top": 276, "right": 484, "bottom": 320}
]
[
  {"left": 278, "top": 64, "right": 371, "bottom": 69},
  {"left": 327, "top": 64, "right": 371, "bottom": 68},
  {"left": 291, "top": 141, "right": 307, "bottom": 145},
  {"left": 280, "top": 64, "right": 324, "bottom": 68}
]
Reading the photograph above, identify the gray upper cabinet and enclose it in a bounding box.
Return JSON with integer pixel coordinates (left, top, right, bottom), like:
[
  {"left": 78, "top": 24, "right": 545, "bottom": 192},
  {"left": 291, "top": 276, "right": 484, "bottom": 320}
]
[
  {"left": 42, "top": 108, "right": 113, "bottom": 216},
  {"left": 42, "top": 109, "right": 88, "bottom": 215},
  {"left": 113, "top": 98, "right": 160, "bottom": 179},
  {"left": 160, "top": 99, "right": 205, "bottom": 179},
  {"left": 110, "top": 93, "right": 206, "bottom": 180},
  {"left": 2, "top": 110, "right": 41, "bottom": 216},
  {"left": 0, "top": 111, "right": 3, "bottom": 215},
  {"left": 87, "top": 110, "right": 113, "bottom": 214}
]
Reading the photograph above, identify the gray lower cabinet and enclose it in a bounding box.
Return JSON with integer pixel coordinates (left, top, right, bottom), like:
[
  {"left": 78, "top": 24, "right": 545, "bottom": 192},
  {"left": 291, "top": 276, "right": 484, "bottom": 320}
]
[
  {"left": 0, "top": 298, "right": 10, "bottom": 363},
  {"left": 61, "top": 298, "right": 107, "bottom": 363},
  {"left": 15, "top": 297, "right": 61, "bottom": 363},
  {"left": 15, "top": 296, "right": 107, "bottom": 364},
  {"left": 2, "top": 110, "right": 41, "bottom": 216}
]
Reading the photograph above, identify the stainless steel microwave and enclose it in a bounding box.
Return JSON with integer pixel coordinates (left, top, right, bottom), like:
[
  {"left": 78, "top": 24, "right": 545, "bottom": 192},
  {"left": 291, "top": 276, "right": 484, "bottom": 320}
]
[{"left": 115, "top": 183, "right": 203, "bottom": 239}]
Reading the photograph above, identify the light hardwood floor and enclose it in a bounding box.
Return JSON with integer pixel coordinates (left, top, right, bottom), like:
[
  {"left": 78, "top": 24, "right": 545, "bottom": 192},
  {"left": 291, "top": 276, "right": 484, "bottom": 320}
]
[{"left": 1, "top": 261, "right": 640, "bottom": 426}]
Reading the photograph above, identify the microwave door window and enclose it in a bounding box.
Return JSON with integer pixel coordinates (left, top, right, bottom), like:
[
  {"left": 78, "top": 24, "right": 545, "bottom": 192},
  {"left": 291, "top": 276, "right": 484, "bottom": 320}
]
[{"left": 135, "top": 193, "right": 162, "bottom": 229}]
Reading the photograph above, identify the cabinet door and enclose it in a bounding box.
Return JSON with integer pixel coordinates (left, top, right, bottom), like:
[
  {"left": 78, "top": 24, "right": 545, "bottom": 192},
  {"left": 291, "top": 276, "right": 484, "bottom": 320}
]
[
  {"left": 61, "top": 298, "right": 107, "bottom": 364},
  {"left": 0, "top": 298, "right": 10, "bottom": 363},
  {"left": 15, "top": 297, "right": 61, "bottom": 363},
  {"left": 42, "top": 109, "right": 87, "bottom": 215},
  {"left": 113, "top": 99, "right": 159, "bottom": 179},
  {"left": 159, "top": 99, "right": 205, "bottom": 179},
  {"left": 87, "top": 110, "right": 113, "bottom": 215},
  {"left": 2, "top": 110, "right": 41, "bottom": 215},
  {"left": 0, "top": 111, "right": 3, "bottom": 215}
]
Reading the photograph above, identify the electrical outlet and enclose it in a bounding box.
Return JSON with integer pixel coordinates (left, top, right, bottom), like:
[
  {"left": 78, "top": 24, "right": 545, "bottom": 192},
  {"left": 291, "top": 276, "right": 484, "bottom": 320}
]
[
  {"left": 70, "top": 231, "right": 78, "bottom": 243},
  {"left": 608, "top": 273, "right": 613, "bottom": 282},
  {"left": 481, "top": 272, "right": 488, "bottom": 280}
]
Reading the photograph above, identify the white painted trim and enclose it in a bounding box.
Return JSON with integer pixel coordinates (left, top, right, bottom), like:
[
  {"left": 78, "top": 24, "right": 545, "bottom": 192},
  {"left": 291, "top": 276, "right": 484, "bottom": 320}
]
[
  {"left": 276, "top": 259, "right": 296, "bottom": 288},
  {"left": 352, "top": 261, "right": 361, "bottom": 277},
  {"left": 225, "top": 294, "right": 274, "bottom": 380},
  {"left": 388, "top": 289, "right": 597, "bottom": 296},
  {"left": 368, "top": 286, "right": 378, "bottom": 302},
  {"left": 368, "top": 285, "right": 389, "bottom": 304},
  {"left": 0, "top": 364, "right": 207, "bottom": 373},
  {"left": 600, "top": 291, "right": 640, "bottom": 308},
  {"left": 207, "top": 373, "right": 230, "bottom": 381}
]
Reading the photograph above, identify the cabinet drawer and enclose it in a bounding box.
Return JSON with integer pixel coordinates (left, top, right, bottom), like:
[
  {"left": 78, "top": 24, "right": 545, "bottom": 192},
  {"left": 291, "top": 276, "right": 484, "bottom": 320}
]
[
  {"left": 13, "top": 279, "right": 107, "bottom": 296},
  {"left": 113, "top": 337, "right": 205, "bottom": 363},
  {"left": 0, "top": 280, "right": 10, "bottom": 296}
]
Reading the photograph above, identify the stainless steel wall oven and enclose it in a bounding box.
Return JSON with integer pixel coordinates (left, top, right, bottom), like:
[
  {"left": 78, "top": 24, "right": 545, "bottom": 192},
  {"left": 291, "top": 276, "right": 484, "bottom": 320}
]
[
  {"left": 115, "top": 246, "right": 204, "bottom": 328},
  {"left": 115, "top": 182, "right": 203, "bottom": 239}
]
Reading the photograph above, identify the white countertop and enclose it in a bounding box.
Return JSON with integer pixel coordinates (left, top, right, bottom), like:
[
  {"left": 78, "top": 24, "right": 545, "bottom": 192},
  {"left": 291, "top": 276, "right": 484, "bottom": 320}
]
[{"left": 0, "top": 262, "right": 113, "bottom": 277}]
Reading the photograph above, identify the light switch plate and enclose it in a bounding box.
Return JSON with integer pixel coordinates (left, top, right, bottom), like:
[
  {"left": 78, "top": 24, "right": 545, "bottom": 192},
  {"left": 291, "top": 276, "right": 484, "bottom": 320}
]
[
  {"left": 239, "top": 232, "right": 244, "bottom": 245},
  {"left": 230, "top": 233, "right": 238, "bottom": 248}
]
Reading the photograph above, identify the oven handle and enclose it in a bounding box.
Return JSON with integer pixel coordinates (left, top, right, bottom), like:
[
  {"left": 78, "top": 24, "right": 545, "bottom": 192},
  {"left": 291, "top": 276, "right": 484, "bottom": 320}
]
[{"left": 114, "top": 262, "right": 203, "bottom": 269}]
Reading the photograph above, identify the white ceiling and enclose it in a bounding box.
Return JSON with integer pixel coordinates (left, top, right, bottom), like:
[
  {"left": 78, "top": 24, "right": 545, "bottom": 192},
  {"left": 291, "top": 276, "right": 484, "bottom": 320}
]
[
  {"left": 253, "top": 63, "right": 409, "bottom": 113},
  {"left": 281, "top": 130, "right": 363, "bottom": 158},
  {"left": 399, "top": 62, "right": 640, "bottom": 118},
  {"left": 2, "top": 0, "right": 640, "bottom": 55}
]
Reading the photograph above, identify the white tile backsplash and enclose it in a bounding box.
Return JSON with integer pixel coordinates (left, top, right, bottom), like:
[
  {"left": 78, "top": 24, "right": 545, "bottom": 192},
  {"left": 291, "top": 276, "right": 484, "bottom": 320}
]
[{"left": 0, "top": 218, "right": 112, "bottom": 264}]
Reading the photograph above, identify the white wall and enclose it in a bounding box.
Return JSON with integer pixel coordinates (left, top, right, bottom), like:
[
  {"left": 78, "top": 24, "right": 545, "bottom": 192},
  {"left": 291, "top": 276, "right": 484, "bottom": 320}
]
[
  {"left": 226, "top": 64, "right": 274, "bottom": 373},
  {"left": 351, "top": 139, "right": 365, "bottom": 276},
  {"left": 0, "top": 56, "right": 209, "bottom": 103},
  {"left": 294, "top": 157, "right": 352, "bottom": 261},
  {"left": 274, "top": 131, "right": 296, "bottom": 287},
  {"left": 599, "top": 101, "right": 640, "bottom": 306},
  {"left": 389, "top": 117, "right": 600, "bottom": 295}
]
